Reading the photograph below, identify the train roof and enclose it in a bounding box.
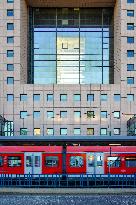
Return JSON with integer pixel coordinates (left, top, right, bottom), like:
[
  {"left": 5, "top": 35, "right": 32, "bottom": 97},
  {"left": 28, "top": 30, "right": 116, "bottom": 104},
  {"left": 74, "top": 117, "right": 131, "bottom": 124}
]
[
  {"left": 0, "top": 146, "right": 63, "bottom": 153},
  {"left": 67, "top": 146, "right": 136, "bottom": 153}
]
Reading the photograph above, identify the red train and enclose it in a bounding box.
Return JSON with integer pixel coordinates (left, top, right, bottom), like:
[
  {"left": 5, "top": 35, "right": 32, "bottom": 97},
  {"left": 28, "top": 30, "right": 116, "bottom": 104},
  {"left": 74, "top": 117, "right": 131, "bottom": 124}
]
[{"left": 0, "top": 146, "right": 136, "bottom": 175}]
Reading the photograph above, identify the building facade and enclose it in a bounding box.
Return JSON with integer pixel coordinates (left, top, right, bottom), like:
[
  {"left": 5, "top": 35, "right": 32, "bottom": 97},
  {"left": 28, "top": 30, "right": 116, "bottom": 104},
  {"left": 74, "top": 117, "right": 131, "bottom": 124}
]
[{"left": 0, "top": 0, "right": 136, "bottom": 137}]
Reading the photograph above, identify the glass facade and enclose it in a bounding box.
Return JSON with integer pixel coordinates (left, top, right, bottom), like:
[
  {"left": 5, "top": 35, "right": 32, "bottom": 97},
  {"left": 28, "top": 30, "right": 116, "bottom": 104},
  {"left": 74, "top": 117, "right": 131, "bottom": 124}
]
[{"left": 29, "top": 8, "right": 114, "bottom": 85}]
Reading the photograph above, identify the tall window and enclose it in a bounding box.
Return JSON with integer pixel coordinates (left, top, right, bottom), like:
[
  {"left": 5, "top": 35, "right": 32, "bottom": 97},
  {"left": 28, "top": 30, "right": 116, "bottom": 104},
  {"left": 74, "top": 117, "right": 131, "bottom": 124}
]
[{"left": 29, "top": 8, "right": 114, "bottom": 84}]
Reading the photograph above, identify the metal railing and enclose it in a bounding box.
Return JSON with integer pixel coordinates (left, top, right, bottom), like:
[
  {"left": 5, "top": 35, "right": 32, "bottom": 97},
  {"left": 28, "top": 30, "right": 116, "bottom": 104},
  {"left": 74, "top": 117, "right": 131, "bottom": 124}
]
[{"left": 0, "top": 174, "right": 136, "bottom": 188}]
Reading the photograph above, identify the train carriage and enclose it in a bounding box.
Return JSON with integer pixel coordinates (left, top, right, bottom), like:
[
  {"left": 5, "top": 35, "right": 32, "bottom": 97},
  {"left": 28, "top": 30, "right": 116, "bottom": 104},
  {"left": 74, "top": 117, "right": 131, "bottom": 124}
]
[{"left": 0, "top": 146, "right": 136, "bottom": 175}]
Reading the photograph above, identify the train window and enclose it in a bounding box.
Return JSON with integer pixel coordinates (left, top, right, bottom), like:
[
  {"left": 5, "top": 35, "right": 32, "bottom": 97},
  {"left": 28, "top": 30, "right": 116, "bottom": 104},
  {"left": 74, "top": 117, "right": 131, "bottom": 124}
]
[
  {"left": 8, "top": 156, "right": 21, "bottom": 167},
  {"left": 35, "top": 156, "right": 40, "bottom": 167},
  {"left": 26, "top": 156, "right": 32, "bottom": 167},
  {"left": 70, "top": 156, "right": 84, "bottom": 167},
  {"left": 97, "top": 156, "right": 103, "bottom": 167},
  {"left": 107, "top": 157, "right": 121, "bottom": 167},
  {"left": 126, "top": 157, "right": 136, "bottom": 167},
  {"left": 88, "top": 155, "right": 94, "bottom": 167},
  {"left": 0, "top": 156, "right": 3, "bottom": 167},
  {"left": 45, "top": 156, "right": 58, "bottom": 167}
]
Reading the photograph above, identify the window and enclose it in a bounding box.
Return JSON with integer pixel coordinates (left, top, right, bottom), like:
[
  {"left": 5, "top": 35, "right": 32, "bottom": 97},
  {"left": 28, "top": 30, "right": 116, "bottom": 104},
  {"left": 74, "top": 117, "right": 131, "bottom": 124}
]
[
  {"left": 126, "top": 157, "right": 136, "bottom": 167},
  {"left": 114, "top": 111, "right": 120, "bottom": 119},
  {"left": 70, "top": 156, "right": 84, "bottom": 167},
  {"left": 127, "top": 94, "right": 134, "bottom": 101},
  {"left": 33, "top": 94, "right": 40, "bottom": 101},
  {"left": 127, "top": 64, "right": 134, "bottom": 71},
  {"left": 7, "top": 0, "right": 14, "bottom": 2},
  {"left": 60, "top": 128, "right": 67, "bottom": 135},
  {"left": 34, "top": 111, "right": 40, "bottom": 118},
  {"left": 87, "top": 94, "right": 94, "bottom": 102},
  {"left": 127, "top": 0, "right": 134, "bottom": 3},
  {"left": 74, "top": 94, "right": 81, "bottom": 101},
  {"left": 127, "top": 10, "right": 134, "bottom": 17},
  {"left": 20, "top": 128, "right": 27, "bottom": 135},
  {"left": 127, "top": 77, "right": 134, "bottom": 84},
  {"left": 7, "top": 36, "right": 14, "bottom": 43},
  {"left": 127, "top": 50, "right": 134, "bottom": 57},
  {"left": 74, "top": 128, "right": 81, "bottom": 135},
  {"left": 4, "top": 121, "right": 14, "bottom": 136},
  {"left": 7, "top": 9, "right": 14, "bottom": 16},
  {"left": 127, "top": 37, "right": 134, "bottom": 44},
  {"left": 7, "top": 50, "right": 14, "bottom": 57},
  {"left": 100, "top": 94, "right": 107, "bottom": 101},
  {"left": 34, "top": 128, "right": 41, "bottom": 135},
  {"left": 47, "top": 94, "right": 53, "bottom": 101},
  {"left": 20, "top": 111, "right": 27, "bottom": 119},
  {"left": 127, "top": 23, "right": 134, "bottom": 30},
  {"left": 87, "top": 111, "right": 95, "bottom": 118},
  {"left": 87, "top": 128, "right": 94, "bottom": 135},
  {"left": 7, "top": 64, "right": 14, "bottom": 71},
  {"left": 7, "top": 94, "right": 14, "bottom": 101},
  {"left": 0, "top": 157, "right": 3, "bottom": 167},
  {"left": 60, "top": 111, "right": 67, "bottom": 118},
  {"left": 20, "top": 94, "right": 27, "bottom": 101},
  {"left": 8, "top": 156, "right": 21, "bottom": 167},
  {"left": 88, "top": 155, "right": 95, "bottom": 167},
  {"left": 45, "top": 156, "right": 58, "bottom": 167},
  {"left": 7, "top": 23, "right": 14, "bottom": 30},
  {"left": 101, "top": 111, "right": 107, "bottom": 118},
  {"left": 47, "top": 128, "right": 54, "bottom": 135},
  {"left": 114, "top": 128, "right": 120, "bottom": 135},
  {"left": 107, "top": 157, "right": 121, "bottom": 167},
  {"left": 114, "top": 94, "right": 120, "bottom": 102},
  {"left": 7, "top": 77, "right": 14, "bottom": 84},
  {"left": 60, "top": 94, "right": 67, "bottom": 101},
  {"left": 100, "top": 128, "right": 107, "bottom": 135},
  {"left": 47, "top": 111, "right": 54, "bottom": 119},
  {"left": 74, "top": 111, "right": 81, "bottom": 118},
  {"left": 26, "top": 156, "right": 32, "bottom": 167}
]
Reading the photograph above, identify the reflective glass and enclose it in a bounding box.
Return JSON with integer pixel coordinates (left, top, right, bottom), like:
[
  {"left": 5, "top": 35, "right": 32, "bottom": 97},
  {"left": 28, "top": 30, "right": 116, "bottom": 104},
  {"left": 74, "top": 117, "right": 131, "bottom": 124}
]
[
  {"left": 127, "top": 77, "right": 134, "bottom": 84},
  {"left": 34, "top": 111, "right": 40, "bottom": 118},
  {"left": 60, "top": 128, "right": 67, "bottom": 135},
  {"left": 127, "top": 94, "right": 134, "bottom": 102},
  {"left": 20, "top": 128, "right": 27, "bottom": 135},
  {"left": 7, "top": 94, "right": 14, "bottom": 101},
  {"left": 127, "top": 10, "right": 134, "bottom": 17},
  {"left": 60, "top": 111, "right": 67, "bottom": 118},
  {"left": 101, "top": 111, "right": 107, "bottom": 118},
  {"left": 60, "top": 94, "right": 67, "bottom": 101},
  {"left": 100, "top": 128, "right": 107, "bottom": 135},
  {"left": 7, "top": 23, "right": 14, "bottom": 30},
  {"left": 74, "top": 94, "right": 81, "bottom": 101},
  {"left": 7, "top": 36, "right": 14, "bottom": 43},
  {"left": 114, "top": 111, "right": 120, "bottom": 118},
  {"left": 33, "top": 94, "right": 40, "bottom": 101},
  {"left": 47, "top": 94, "right": 53, "bottom": 101},
  {"left": 47, "top": 111, "right": 54, "bottom": 118},
  {"left": 20, "top": 111, "right": 27, "bottom": 119},
  {"left": 7, "top": 9, "right": 14, "bottom": 16},
  {"left": 127, "top": 64, "right": 134, "bottom": 71},
  {"left": 74, "top": 128, "right": 81, "bottom": 135},
  {"left": 7, "top": 77, "right": 14, "bottom": 84},
  {"left": 7, "top": 64, "right": 14, "bottom": 71},
  {"left": 29, "top": 8, "right": 114, "bottom": 85},
  {"left": 114, "top": 94, "right": 120, "bottom": 101},
  {"left": 47, "top": 128, "right": 54, "bottom": 135},
  {"left": 20, "top": 94, "right": 27, "bottom": 101}
]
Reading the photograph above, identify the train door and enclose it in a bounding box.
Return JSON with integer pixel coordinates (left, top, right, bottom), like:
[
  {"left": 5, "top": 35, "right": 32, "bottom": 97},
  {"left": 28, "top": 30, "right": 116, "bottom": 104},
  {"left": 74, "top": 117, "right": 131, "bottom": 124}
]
[
  {"left": 86, "top": 153, "right": 104, "bottom": 174},
  {"left": 24, "top": 152, "right": 42, "bottom": 174}
]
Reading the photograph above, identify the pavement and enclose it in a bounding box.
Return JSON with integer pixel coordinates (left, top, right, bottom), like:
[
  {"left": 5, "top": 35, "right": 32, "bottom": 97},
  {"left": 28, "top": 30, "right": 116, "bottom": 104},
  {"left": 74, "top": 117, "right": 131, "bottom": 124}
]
[{"left": 0, "top": 188, "right": 136, "bottom": 195}]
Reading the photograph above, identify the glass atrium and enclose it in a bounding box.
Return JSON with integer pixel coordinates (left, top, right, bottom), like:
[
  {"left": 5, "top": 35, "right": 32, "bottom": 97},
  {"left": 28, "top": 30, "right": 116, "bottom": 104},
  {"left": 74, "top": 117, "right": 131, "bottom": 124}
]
[{"left": 29, "top": 8, "right": 114, "bottom": 84}]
